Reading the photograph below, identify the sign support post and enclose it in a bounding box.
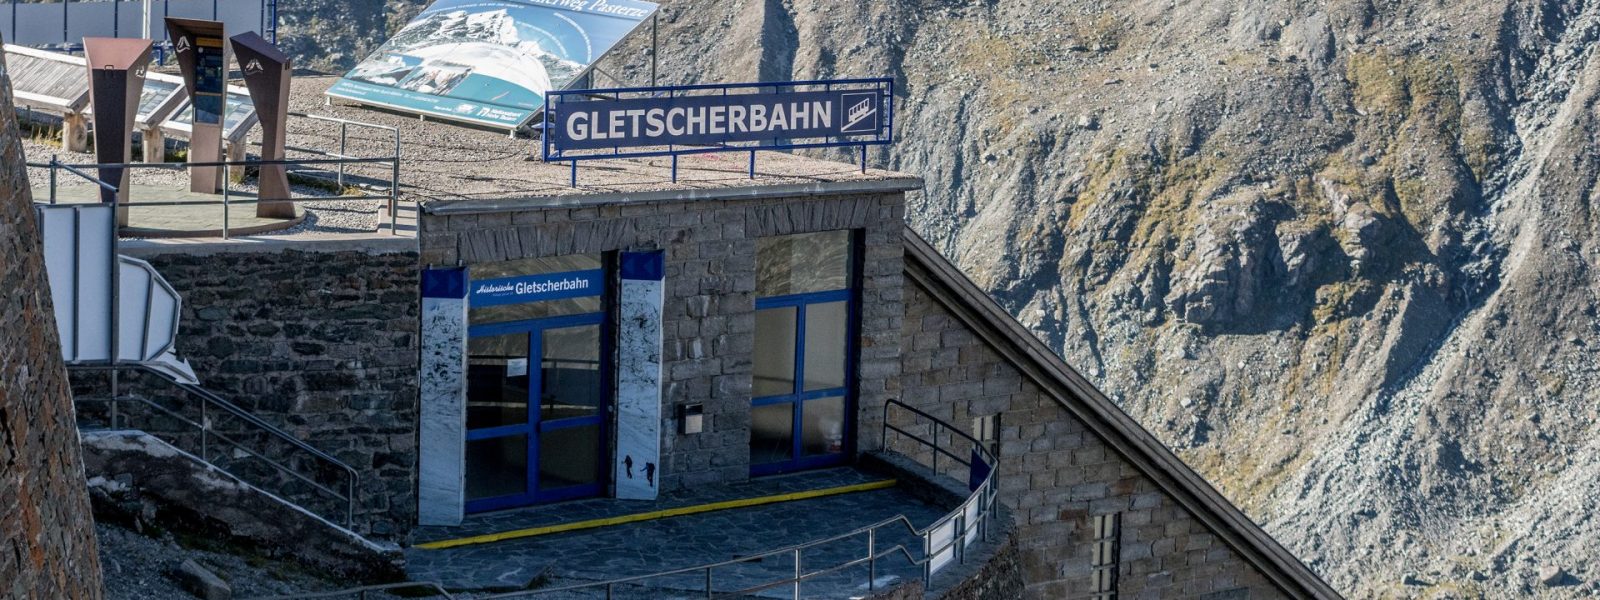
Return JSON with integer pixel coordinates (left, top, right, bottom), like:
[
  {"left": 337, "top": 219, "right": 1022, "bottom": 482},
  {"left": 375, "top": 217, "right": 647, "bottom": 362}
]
[
  {"left": 230, "top": 31, "right": 293, "bottom": 218},
  {"left": 83, "top": 37, "right": 153, "bottom": 226},
  {"left": 166, "top": 17, "right": 228, "bottom": 194}
]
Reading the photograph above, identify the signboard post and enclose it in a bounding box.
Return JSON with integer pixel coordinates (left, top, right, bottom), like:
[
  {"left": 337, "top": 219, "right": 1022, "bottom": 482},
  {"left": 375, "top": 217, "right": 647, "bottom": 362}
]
[
  {"left": 326, "top": 0, "right": 657, "bottom": 132},
  {"left": 230, "top": 31, "right": 293, "bottom": 218},
  {"left": 542, "top": 79, "right": 894, "bottom": 185},
  {"left": 83, "top": 37, "right": 152, "bottom": 225},
  {"left": 166, "top": 17, "right": 229, "bottom": 194}
]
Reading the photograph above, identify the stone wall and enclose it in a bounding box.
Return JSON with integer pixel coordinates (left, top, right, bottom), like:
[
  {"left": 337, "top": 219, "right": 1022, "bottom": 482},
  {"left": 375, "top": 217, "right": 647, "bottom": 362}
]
[
  {"left": 0, "top": 37, "right": 105, "bottom": 599},
  {"left": 419, "top": 191, "right": 905, "bottom": 492},
  {"left": 91, "top": 241, "right": 421, "bottom": 541},
  {"left": 897, "top": 280, "right": 1285, "bottom": 599}
]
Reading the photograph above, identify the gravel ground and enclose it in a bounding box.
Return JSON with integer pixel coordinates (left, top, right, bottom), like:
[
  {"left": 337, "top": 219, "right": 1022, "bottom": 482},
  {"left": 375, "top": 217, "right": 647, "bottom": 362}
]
[{"left": 97, "top": 522, "right": 348, "bottom": 599}]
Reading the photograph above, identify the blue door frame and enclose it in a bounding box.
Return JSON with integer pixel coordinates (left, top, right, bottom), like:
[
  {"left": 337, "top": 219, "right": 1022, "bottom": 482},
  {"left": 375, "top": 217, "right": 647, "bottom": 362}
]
[
  {"left": 465, "top": 311, "right": 609, "bottom": 512},
  {"left": 750, "top": 287, "right": 859, "bottom": 476}
]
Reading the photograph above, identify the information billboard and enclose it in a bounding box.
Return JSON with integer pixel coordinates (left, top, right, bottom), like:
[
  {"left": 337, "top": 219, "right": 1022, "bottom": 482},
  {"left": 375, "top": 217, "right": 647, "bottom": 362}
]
[{"left": 327, "top": 0, "right": 657, "bottom": 130}]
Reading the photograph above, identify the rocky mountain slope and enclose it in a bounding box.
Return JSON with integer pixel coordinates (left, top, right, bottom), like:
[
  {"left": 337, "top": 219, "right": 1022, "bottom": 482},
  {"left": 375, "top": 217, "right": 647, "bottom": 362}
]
[{"left": 281, "top": 0, "right": 1600, "bottom": 596}]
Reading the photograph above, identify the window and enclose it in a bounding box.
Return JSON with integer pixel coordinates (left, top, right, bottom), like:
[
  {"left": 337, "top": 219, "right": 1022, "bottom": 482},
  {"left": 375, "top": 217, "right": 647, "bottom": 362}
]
[
  {"left": 973, "top": 413, "right": 1001, "bottom": 457},
  {"left": 750, "top": 230, "right": 859, "bottom": 475},
  {"left": 1091, "top": 513, "right": 1121, "bottom": 599}
]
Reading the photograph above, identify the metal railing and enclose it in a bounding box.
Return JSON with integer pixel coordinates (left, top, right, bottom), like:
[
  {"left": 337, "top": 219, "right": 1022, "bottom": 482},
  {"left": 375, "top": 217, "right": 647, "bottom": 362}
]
[
  {"left": 35, "top": 153, "right": 405, "bottom": 238},
  {"left": 75, "top": 364, "right": 361, "bottom": 528},
  {"left": 39, "top": 164, "right": 362, "bottom": 529},
  {"left": 468, "top": 399, "right": 1001, "bottom": 600}
]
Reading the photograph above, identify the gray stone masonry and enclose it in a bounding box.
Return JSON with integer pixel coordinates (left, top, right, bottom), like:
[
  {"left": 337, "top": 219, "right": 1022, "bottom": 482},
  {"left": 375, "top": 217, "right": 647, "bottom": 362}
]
[
  {"left": 420, "top": 192, "right": 905, "bottom": 492},
  {"left": 0, "top": 33, "right": 106, "bottom": 599},
  {"left": 75, "top": 245, "right": 421, "bottom": 542},
  {"left": 894, "top": 281, "right": 1286, "bottom": 600}
]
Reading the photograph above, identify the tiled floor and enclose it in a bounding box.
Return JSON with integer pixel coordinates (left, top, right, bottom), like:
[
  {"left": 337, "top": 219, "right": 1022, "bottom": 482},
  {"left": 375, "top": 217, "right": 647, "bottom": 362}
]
[{"left": 408, "top": 467, "right": 955, "bottom": 598}]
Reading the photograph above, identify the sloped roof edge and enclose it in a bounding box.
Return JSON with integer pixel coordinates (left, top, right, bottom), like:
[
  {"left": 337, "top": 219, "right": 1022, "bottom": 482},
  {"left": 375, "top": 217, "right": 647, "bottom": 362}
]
[{"left": 901, "top": 227, "right": 1343, "bottom": 600}]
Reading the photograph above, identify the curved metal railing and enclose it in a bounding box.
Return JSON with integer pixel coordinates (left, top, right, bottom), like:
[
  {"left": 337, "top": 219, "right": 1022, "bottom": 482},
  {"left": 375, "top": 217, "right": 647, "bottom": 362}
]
[
  {"left": 478, "top": 398, "right": 1001, "bottom": 599},
  {"left": 74, "top": 363, "right": 361, "bottom": 528}
]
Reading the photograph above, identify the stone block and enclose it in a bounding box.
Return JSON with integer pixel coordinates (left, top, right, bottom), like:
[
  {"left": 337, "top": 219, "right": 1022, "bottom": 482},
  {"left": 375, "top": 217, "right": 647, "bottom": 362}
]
[{"left": 175, "top": 560, "right": 232, "bottom": 600}]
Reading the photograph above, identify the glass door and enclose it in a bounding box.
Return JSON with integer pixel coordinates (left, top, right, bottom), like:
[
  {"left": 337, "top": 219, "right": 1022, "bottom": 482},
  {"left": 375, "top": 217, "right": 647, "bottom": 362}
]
[{"left": 466, "top": 313, "right": 608, "bottom": 512}]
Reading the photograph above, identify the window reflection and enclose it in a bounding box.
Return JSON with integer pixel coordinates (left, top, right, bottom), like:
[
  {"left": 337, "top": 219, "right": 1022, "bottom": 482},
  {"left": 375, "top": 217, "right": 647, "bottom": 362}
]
[{"left": 756, "top": 230, "right": 851, "bottom": 297}]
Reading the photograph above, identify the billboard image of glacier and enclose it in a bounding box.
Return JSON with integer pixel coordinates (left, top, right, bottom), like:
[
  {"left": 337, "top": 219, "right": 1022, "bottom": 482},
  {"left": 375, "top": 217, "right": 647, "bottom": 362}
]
[{"left": 327, "top": 0, "right": 657, "bottom": 129}]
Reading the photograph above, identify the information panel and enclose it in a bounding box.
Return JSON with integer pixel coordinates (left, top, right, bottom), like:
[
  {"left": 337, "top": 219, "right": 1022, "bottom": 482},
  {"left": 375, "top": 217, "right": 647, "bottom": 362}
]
[{"left": 327, "top": 0, "right": 657, "bottom": 130}]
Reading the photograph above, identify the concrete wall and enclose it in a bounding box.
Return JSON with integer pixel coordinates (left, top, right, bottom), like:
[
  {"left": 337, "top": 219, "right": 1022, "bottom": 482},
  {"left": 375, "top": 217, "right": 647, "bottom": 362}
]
[
  {"left": 0, "top": 38, "right": 105, "bottom": 599},
  {"left": 419, "top": 191, "right": 905, "bottom": 492},
  {"left": 897, "top": 280, "right": 1285, "bottom": 600},
  {"left": 97, "top": 240, "right": 421, "bottom": 541}
]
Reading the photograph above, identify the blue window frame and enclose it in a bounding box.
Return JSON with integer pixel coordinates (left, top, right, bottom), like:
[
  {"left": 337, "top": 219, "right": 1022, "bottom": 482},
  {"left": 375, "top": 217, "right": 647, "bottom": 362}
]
[{"left": 750, "top": 231, "right": 861, "bottom": 476}]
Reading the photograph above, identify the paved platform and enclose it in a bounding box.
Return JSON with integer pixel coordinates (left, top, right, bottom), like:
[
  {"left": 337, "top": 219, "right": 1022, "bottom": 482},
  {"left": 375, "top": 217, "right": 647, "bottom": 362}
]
[
  {"left": 34, "top": 183, "right": 305, "bottom": 237},
  {"left": 408, "top": 467, "right": 953, "bottom": 598}
]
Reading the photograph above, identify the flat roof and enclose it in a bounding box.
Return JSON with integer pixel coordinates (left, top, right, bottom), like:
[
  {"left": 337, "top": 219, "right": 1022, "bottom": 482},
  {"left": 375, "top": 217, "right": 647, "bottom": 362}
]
[{"left": 283, "top": 76, "right": 923, "bottom": 214}]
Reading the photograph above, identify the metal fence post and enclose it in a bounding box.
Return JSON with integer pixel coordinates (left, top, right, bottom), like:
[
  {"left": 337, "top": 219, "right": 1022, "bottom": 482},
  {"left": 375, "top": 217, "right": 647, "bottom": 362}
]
[
  {"left": 792, "top": 548, "right": 802, "bottom": 600},
  {"left": 49, "top": 156, "right": 58, "bottom": 204},
  {"left": 199, "top": 397, "right": 208, "bottom": 462},
  {"left": 221, "top": 172, "right": 230, "bottom": 239},
  {"left": 337, "top": 122, "right": 347, "bottom": 188},
  {"left": 867, "top": 528, "right": 877, "bottom": 590}
]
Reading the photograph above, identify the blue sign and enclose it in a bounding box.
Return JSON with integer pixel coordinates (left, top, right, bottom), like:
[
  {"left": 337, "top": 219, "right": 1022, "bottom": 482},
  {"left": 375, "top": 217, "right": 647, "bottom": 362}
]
[
  {"left": 543, "top": 78, "right": 894, "bottom": 163},
  {"left": 328, "top": 0, "right": 658, "bottom": 130},
  {"left": 469, "top": 269, "right": 604, "bottom": 307}
]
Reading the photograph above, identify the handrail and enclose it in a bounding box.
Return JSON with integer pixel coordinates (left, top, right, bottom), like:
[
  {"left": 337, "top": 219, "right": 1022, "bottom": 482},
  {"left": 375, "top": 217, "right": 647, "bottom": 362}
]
[
  {"left": 73, "top": 363, "right": 360, "bottom": 528},
  {"left": 475, "top": 399, "right": 1001, "bottom": 599},
  {"left": 30, "top": 109, "right": 408, "bottom": 238}
]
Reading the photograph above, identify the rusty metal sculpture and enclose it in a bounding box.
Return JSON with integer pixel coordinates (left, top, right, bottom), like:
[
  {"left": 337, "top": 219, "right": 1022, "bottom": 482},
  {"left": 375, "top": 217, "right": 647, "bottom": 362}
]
[
  {"left": 230, "top": 31, "right": 293, "bottom": 218},
  {"left": 83, "top": 37, "right": 152, "bottom": 225}
]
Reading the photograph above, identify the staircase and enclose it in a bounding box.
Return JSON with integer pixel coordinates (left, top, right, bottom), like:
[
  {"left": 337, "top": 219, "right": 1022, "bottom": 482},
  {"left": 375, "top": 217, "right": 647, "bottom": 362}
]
[{"left": 35, "top": 198, "right": 375, "bottom": 560}]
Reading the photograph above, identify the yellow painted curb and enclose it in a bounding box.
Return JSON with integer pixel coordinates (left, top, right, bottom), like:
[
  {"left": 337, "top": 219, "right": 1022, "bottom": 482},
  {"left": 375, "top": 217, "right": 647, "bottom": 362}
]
[{"left": 416, "top": 479, "right": 898, "bottom": 550}]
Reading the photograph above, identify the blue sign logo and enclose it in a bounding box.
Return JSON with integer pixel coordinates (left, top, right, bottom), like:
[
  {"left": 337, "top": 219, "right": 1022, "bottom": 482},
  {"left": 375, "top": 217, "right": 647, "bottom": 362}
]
[
  {"left": 469, "top": 269, "right": 604, "bottom": 307},
  {"left": 543, "top": 78, "right": 894, "bottom": 162}
]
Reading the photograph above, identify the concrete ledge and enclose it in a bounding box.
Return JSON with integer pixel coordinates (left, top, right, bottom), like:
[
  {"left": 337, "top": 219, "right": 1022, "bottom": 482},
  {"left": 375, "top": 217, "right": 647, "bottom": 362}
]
[
  {"left": 423, "top": 176, "right": 925, "bottom": 215},
  {"left": 80, "top": 430, "right": 404, "bottom": 582},
  {"left": 118, "top": 232, "right": 418, "bottom": 257}
]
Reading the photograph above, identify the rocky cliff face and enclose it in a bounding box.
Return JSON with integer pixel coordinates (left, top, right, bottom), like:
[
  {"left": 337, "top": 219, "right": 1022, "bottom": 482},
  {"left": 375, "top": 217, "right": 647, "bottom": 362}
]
[{"left": 290, "top": 0, "right": 1600, "bottom": 596}]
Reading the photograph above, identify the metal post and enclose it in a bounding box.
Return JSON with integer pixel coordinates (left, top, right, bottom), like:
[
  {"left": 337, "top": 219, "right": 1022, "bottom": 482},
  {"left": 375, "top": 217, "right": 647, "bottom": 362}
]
[
  {"left": 932, "top": 421, "right": 939, "bottom": 476},
  {"left": 650, "top": 13, "right": 657, "bottom": 87},
  {"left": 570, "top": 160, "right": 577, "bottom": 188},
  {"left": 200, "top": 398, "right": 208, "bottom": 462},
  {"left": 221, "top": 174, "right": 230, "bottom": 239},
  {"left": 792, "top": 548, "right": 802, "bottom": 600},
  {"left": 393, "top": 129, "right": 402, "bottom": 236},
  {"left": 867, "top": 528, "right": 877, "bottom": 590},
  {"left": 860, "top": 145, "right": 867, "bottom": 173},
  {"left": 605, "top": 583, "right": 613, "bottom": 600},
  {"left": 748, "top": 150, "right": 755, "bottom": 179},
  {"left": 957, "top": 513, "right": 966, "bottom": 565},
  {"left": 337, "top": 122, "right": 347, "bottom": 188},
  {"left": 108, "top": 194, "right": 119, "bottom": 426},
  {"left": 112, "top": 0, "right": 118, "bottom": 37},
  {"left": 922, "top": 533, "right": 931, "bottom": 588},
  {"left": 49, "top": 156, "right": 58, "bottom": 204},
  {"left": 61, "top": 0, "right": 67, "bottom": 47},
  {"left": 671, "top": 154, "right": 678, "bottom": 183},
  {"left": 704, "top": 568, "right": 712, "bottom": 599}
]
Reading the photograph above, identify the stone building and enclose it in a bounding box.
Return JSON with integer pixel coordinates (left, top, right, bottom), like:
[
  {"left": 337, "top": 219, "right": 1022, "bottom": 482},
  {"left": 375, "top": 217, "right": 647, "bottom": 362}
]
[{"left": 27, "top": 74, "right": 1343, "bottom": 599}]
